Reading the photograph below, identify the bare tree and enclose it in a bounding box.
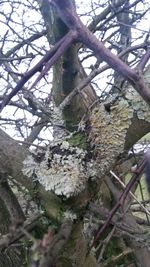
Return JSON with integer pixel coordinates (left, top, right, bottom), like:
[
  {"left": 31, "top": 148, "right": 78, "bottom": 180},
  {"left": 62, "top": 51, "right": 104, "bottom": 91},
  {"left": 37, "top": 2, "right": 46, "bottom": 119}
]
[{"left": 0, "top": 0, "right": 150, "bottom": 266}]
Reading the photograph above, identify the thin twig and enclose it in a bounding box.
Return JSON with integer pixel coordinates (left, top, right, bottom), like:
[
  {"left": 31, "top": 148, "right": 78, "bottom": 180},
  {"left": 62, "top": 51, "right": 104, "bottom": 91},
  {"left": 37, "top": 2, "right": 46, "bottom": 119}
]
[
  {"left": 89, "top": 159, "right": 145, "bottom": 250},
  {"left": 110, "top": 170, "right": 150, "bottom": 216}
]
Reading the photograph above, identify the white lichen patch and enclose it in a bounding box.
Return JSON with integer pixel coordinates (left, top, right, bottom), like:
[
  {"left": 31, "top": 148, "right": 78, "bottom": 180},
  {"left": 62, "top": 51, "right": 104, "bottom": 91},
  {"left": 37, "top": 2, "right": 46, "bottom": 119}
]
[
  {"left": 125, "top": 66, "right": 150, "bottom": 123},
  {"left": 23, "top": 141, "right": 94, "bottom": 198},
  {"left": 126, "top": 86, "right": 150, "bottom": 123},
  {"left": 63, "top": 210, "right": 77, "bottom": 221},
  {"left": 23, "top": 154, "right": 39, "bottom": 179}
]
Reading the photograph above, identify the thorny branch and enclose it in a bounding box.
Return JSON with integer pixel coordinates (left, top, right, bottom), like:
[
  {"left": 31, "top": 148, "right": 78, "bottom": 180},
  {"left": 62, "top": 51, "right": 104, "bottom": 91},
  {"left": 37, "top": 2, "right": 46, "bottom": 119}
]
[
  {"left": 90, "top": 159, "right": 146, "bottom": 250},
  {"left": 0, "top": 0, "right": 149, "bottom": 114},
  {"left": 51, "top": 0, "right": 150, "bottom": 104},
  {"left": 0, "top": 30, "right": 76, "bottom": 112},
  {"left": 0, "top": 1, "right": 149, "bottom": 265},
  {"left": 0, "top": 213, "right": 42, "bottom": 251},
  {"left": 59, "top": 42, "right": 149, "bottom": 111}
]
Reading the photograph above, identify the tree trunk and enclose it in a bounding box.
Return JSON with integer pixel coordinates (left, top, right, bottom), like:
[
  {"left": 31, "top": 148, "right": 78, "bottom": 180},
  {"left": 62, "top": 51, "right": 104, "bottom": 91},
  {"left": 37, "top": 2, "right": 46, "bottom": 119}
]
[
  {"left": 39, "top": 0, "right": 97, "bottom": 131},
  {"left": 0, "top": 1, "right": 150, "bottom": 266}
]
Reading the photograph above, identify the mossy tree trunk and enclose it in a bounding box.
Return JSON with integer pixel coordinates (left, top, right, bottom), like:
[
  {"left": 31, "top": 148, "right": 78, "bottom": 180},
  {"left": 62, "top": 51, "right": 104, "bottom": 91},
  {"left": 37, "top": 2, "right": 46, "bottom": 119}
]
[
  {"left": 37, "top": 2, "right": 98, "bottom": 267},
  {"left": 35, "top": 1, "right": 150, "bottom": 267}
]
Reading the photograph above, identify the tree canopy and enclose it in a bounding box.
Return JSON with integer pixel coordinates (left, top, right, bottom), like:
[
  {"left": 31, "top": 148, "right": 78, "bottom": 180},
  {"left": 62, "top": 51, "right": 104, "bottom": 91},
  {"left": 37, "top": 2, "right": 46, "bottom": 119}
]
[{"left": 0, "top": 0, "right": 150, "bottom": 266}]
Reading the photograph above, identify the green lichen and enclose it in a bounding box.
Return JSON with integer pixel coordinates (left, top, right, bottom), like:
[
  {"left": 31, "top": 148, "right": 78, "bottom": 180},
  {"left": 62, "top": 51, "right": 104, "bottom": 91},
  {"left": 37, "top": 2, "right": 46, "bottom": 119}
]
[
  {"left": 88, "top": 66, "right": 150, "bottom": 175},
  {"left": 125, "top": 66, "right": 150, "bottom": 124},
  {"left": 68, "top": 131, "right": 87, "bottom": 150},
  {"left": 63, "top": 103, "right": 85, "bottom": 131},
  {"left": 126, "top": 86, "right": 150, "bottom": 123},
  {"left": 89, "top": 98, "right": 133, "bottom": 176}
]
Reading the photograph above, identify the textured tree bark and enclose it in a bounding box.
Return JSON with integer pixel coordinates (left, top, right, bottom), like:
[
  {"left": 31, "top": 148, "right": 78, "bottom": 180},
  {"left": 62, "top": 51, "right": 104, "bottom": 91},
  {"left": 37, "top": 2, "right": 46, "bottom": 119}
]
[
  {"left": 39, "top": 0, "right": 97, "bottom": 131},
  {"left": 0, "top": 1, "right": 150, "bottom": 266},
  {"left": 124, "top": 212, "right": 150, "bottom": 267},
  {"left": 51, "top": 0, "right": 150, "bottom": 104},
  {"left": 0, "top": 71, "right": 150, "bottom": 266},
  {"left": 0, "top": 197, "right": 24, "bottom": 267}
]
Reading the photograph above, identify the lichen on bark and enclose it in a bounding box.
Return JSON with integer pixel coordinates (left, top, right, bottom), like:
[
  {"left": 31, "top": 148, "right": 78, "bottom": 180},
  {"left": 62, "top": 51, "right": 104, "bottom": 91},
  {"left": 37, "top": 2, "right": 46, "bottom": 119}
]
[
  {"left": 23, "top": 136, "right": 96, "bottom": 198},
  {"left": 88, "top": 66, "right": 150, "bottom": 175}
]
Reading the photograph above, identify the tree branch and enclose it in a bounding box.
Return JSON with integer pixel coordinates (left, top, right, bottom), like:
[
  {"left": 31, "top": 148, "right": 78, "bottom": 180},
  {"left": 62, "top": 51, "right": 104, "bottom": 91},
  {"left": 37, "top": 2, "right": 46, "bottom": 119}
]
[
  {"left": 0, "top": 31, "right": 76, "bottom": 112},
  {"left": 90, "top": 159, "right": 145, "bottom": 250},
  {"left": 51, "top": 0, "right": 150, "bottom": 104}
]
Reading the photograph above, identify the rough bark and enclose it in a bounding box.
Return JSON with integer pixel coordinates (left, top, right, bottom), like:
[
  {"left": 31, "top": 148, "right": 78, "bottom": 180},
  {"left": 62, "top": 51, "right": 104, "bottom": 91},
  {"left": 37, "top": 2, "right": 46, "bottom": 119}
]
[
  {"left": 22, "top": 66, "right": 150, "bottom": 266},
  {"left": 51, "top": 0, "right": 150, "bottom": 105},
  {"left": 39, "top": 0, "right": 97, "bottom": 131},
  {"left": 0, "top": 1, "right": 150, "bottom": 266},
  {"left": 88, "top": 66, "right": 150, "bottom": 177},
  {"left": 0, "top": 197, "right": 24, "bottom": 267}
]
